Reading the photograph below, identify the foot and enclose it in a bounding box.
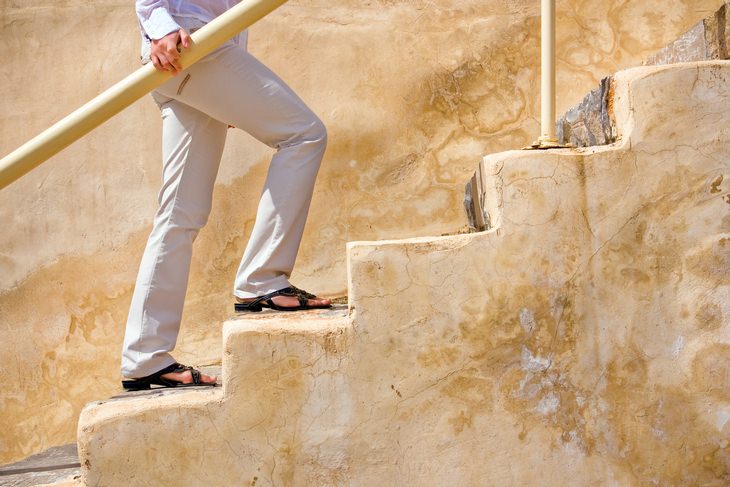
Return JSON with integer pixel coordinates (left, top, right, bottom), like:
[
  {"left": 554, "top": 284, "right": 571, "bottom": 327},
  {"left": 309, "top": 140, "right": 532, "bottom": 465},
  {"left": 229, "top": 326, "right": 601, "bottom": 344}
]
[
  {"left": 160, "top": 369, "right": 217, "bottom": 386},
  {"left": 235, "top": 294, "right": 332, "bottom": 309},
  {"left": 122, "top": 363, "right": 217, "bottom": 391},
  {"left": 235, "top": 286, "right": 332, "bottom": 311}
]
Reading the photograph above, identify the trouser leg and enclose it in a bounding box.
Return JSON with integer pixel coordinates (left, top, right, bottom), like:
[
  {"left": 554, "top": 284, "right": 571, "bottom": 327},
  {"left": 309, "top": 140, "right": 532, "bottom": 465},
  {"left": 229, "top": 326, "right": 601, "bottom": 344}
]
[
  {"left": 233, "top": 113, "right": 327, "bottom": 297},
  {"left": 121, "top": 93, "right": 227, "bottom": 378},
  {"left": 153, "top": 44, "right": 327, "bottom": 299}
]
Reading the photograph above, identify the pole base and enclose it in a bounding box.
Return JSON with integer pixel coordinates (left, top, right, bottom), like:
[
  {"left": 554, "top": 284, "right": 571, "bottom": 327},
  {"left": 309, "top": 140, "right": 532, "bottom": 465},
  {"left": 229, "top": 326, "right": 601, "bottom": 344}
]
[{"left": 523, "top": 137, "right": 574, "bottom": 150}]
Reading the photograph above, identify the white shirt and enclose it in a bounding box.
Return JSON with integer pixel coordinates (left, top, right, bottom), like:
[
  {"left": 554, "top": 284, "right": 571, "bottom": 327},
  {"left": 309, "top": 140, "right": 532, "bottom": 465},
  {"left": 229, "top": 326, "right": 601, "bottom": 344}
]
[
  {"left": 136, "top": 0, "right": 242, "bottom": 40},
  {"left": 136, "top": 0, "right": 248, "bottom": 60}
]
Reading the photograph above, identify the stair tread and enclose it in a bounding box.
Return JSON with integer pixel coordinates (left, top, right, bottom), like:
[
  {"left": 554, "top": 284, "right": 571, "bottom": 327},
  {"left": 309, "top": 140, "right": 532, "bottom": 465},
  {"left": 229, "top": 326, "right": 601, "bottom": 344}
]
[
  {"left": 224, "top": 304, "right": 350, "bottom": 336},
  {"left": 227, "top": 303, "right": 348, "bottom": 321}
]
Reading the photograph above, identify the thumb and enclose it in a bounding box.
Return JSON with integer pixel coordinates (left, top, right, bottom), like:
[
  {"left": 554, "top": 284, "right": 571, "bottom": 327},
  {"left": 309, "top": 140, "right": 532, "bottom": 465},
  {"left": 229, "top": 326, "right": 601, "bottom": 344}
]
[{"left": 179, "top": 29, "right": 191, "bottom": 49}]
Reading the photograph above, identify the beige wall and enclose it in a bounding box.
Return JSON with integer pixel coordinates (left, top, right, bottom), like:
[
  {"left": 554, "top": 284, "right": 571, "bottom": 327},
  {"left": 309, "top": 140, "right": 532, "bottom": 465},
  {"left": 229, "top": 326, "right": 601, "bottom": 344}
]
[{"left": 0, "top": 0, "right": 724, "bottom": 464}]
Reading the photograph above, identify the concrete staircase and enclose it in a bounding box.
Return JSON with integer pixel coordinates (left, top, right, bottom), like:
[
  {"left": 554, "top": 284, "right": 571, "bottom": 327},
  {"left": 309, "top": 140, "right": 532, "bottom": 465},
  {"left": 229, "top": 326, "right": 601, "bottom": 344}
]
[
  {"left": 75, "top": 6, "right": 730, "bottom": 486},
  {"left": 79, "top": 307, "right": 350, "bottom": 485},
  {"left": 466, "top": 1, "right": 730, "bottom": 231},
  {"left": 77, "top": 59, "right": 730, "bottom": 486}
]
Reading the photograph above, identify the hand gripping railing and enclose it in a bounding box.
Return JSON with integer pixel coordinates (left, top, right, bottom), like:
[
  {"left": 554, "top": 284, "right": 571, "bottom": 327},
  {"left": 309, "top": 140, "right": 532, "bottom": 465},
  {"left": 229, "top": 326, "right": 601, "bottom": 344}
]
[{"left": 0, "top": 0, "right": 288, "bottom": 191}]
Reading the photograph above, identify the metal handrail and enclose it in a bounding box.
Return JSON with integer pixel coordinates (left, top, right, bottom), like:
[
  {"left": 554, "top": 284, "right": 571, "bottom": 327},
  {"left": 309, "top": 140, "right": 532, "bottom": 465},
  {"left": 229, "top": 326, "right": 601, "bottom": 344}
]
[
  {"left": 0, "top": 0, "right": 288, "bottom": 191},
  {"left": 538, "top": 0, "right": 559, "bottom": 147},
  {"left": 526, "top": 0, "right": 569, "bottom": 150}
]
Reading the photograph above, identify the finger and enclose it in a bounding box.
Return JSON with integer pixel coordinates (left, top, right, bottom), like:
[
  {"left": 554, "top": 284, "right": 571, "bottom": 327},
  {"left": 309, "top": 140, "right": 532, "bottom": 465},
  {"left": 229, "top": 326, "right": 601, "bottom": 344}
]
[
  {"left": 168, "top": 55, "right": 182, "bottom": 74},
  {"left": 151, "top": 54, "right": 163, "bottom": 72},
  {"left": 164, "top": 46, "right": 182, "bottom": 73},
  {"left": 158, "top": 53, "right": 171, "bottom": 71},
  {"left": 160, "top": 52, "right": 181, "bottom": 75},
  {"left": 166, "top": 42, "right": 181, "bottom": 60},
  {"left": 179, "top": 29, "right": 191, "bottom": 49}
]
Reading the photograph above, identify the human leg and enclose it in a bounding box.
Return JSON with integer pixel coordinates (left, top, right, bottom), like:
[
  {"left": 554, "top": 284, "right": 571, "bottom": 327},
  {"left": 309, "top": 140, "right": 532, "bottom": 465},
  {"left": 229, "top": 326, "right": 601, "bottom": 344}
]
[
  {"left": 153, "top": 45, "right": 328, "bottom": 302},
  {"left": 121, "top": 92, "right": 227, "bottom": 379}
]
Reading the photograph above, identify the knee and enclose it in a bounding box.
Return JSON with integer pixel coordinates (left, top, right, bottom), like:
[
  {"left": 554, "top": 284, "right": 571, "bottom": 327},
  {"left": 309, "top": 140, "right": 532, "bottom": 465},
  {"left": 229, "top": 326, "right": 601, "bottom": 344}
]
[
  {"left": 298, "top": 117, "right": 327, "bottom": 152},
  {"left": 307, "top": 118, "right": 327, "bottom": 148},
  {"left": 166, "top": 201, "right": 212, "bottom": 233},
  {"left": 280, "top": 116, "right": 327, "bottom": 152}
]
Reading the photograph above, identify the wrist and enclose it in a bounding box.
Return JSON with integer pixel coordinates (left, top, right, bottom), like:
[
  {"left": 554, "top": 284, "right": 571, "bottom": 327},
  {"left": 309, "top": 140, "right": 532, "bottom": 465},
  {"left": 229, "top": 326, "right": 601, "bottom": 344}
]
[{"left": 152, "top": 30, "right": 177, "bottom": 44}]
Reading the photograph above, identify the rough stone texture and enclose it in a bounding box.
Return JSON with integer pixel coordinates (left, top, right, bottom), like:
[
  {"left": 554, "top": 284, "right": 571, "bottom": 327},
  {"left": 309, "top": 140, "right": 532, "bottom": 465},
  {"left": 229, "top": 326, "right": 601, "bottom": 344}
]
[
  {"left": 555, "top": 2, "right": 730, "bottom": 151},
  {"left": 78, "top": 62, "right": 730, "bottom": 486},
  {"left": 556, "top": 76, "right": 616, "bottom": 148},
  {"left": 0, "top": 0, "right": 726, "bottom": 464},
  {"left": 464, "top": 165, "right": 490, "bottom": 232},
  {"left": 464, "top": 156, "right": 507, "bottom": 233},
  {"left": 645, "top": 1, "right": 730, "bottom": 65},
  {"left": 645, "top": 20, "right": 712, "bottom": 66}
]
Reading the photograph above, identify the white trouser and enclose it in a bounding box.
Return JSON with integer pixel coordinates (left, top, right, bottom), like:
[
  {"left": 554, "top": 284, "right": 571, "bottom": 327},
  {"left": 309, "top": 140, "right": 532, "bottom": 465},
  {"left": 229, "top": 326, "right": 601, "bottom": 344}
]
[{"left": 121, "top": 40, "right": 327, "bottom": 378}]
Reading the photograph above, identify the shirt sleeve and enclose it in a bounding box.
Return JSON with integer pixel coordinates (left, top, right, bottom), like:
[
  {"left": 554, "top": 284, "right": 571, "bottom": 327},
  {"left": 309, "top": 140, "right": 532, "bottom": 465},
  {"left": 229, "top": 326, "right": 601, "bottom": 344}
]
[{"left": 136, "top": 0, "right": 182, "bottom": 40}]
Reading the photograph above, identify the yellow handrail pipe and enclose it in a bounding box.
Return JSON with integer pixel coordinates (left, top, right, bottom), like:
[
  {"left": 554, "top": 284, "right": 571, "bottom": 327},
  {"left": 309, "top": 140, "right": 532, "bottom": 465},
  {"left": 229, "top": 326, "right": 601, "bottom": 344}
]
[{"left": 0, "top": 0, "right": 288, "bottom": 191}]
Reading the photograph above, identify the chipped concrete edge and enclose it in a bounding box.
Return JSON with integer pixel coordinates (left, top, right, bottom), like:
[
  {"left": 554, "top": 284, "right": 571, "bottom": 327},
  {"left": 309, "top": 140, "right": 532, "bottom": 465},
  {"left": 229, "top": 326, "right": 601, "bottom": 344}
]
[{"left": 78, "top": 389, "right": 222, "bottom": 429}]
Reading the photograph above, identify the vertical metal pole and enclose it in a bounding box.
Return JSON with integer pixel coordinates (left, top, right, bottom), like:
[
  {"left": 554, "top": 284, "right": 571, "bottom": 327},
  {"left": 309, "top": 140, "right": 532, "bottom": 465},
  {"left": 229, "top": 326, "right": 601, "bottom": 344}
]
[{"left": 538, "top": 0, "right": 559, "bottom": 147}]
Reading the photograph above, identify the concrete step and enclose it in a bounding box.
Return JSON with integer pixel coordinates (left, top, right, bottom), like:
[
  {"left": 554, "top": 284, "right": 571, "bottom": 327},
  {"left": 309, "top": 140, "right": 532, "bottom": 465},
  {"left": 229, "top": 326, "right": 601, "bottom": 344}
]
[
  {"left": 465, "top": 1, "right": 730, "bottom": 232},
  {"left": 78, "top": 306, "right": 350, "bottom": 486},
  {"left": 0, "top": 444, "right": 80, "bottom": 487},
  {"left": 558, "top": 1, "right": 729, "bottom": 150}
]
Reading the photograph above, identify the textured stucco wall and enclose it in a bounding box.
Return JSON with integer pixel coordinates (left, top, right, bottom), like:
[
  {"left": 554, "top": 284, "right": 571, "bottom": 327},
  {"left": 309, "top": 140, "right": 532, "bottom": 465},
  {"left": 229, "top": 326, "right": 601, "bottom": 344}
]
[{"left": 0, "top": 0, "right": 725, "bottom": 464}]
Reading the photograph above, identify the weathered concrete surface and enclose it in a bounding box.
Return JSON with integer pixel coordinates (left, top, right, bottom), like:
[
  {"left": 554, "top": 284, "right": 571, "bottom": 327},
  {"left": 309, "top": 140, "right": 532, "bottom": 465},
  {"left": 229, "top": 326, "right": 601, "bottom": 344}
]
[
  {"left": 1, "top": 0, "right": 726, "bottom": 464},
  {"left": 79, "top": 308, "right": 351, "bottom": 486},
  {"left": 34, "top": 479, "right": 81, "bottom": 487},
  {"left": 469, "top": 2, "right": 730, "bottom": 228},
  {"left": 556, "top": 2, "right": 730, "bottom": 151},
  {"left": 78, "top": 62, "right": 730, "bottom": 485},
  {"left": 0, "top": 444, "right": 79, "bottom": 487},
  {"left": 645, "top": 1, "right": 730, "bottom": 65},
  {"left": 556, "top": 76, "right": 616, "bottom": 148},
  {"left": 557, "top": 2, "right": 730, "bottom": 150}
]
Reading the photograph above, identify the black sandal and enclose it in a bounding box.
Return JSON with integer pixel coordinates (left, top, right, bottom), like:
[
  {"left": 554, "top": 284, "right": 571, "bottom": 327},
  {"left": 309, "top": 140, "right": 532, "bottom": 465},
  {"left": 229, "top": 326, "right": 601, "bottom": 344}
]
[
  {"left": 234, "top": 286, "right": 332, "bottom": 313},
  {"left": 288, "top": 285, "right": 317, "bottom": 300},
  {"left": 122, "top": 363, "right": 217, "bottom": 391}
]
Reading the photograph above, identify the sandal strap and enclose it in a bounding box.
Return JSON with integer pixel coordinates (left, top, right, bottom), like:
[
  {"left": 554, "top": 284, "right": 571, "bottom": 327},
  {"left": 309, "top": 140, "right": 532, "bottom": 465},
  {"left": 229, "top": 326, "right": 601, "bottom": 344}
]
[
  {"left": 134, "top": 362, "right": 183, "bottom": 382},
  {"left": 262, "top": 293, "right": 308, "bottom": 309},
  {"left": 238, "top": 286, "right": 325, "bottom": 311},
  {"left": 245, "top": 287, "right": 297, "bottom": 308},
  {"left": 162, "top": 364, "right": 205, "bottom": 385},
  {"left": 171, "top": 364, "right": 203, "bottom": 385},
  {"left": 275, "top": 286, "right": 299, "bottom": 297},
  {"left": 289, "top": 285, "right": 318, "bottom": 300}
]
